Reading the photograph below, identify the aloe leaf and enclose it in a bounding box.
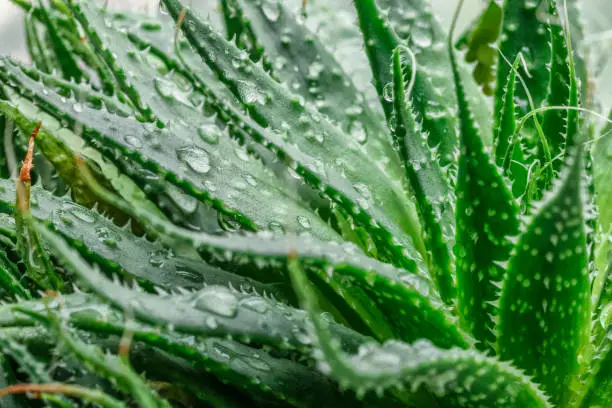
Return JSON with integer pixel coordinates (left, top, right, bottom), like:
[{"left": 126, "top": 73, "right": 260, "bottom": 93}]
[
  {"left": 4, "top": 302, "right": 372, "bottom": 408},
  {"left": 13, "top": 121, "right": 63, "bottom": 291},
  {"left": 82, "top": 176, "right": 471, "bottom": 349},
  {"left": 0, "top": 179, "right": 285, "bottom": 297},
  {"left": 494, "top": 55, "right": 529, "bottom": 197},
  {"left": 34, "top": 225, "right": 380, "bottom": 352},
  {"left": 579, "top": 349, "right": 611, "bottom": 408},
  {"left": 20, "top": 308, "right": 167, "bottom": 408},
  {"left": 448, "top": 15, "right": 520, "bottom": 350},
  {"left": 101, "top": 6, "right": 343, "bottom": 233},
  {"left": 540, "top": 0, "right": 579, "bottom": 172},
  {"left": 35, "top": 0, "right": 82, "bottom": 82},
  {"left": 0, "top": 245, "right": 30, "bottom": 300},
  {"left": 0, "top": 291, "right": 366, "bottom": 356},
  {"left": 287, "top": 256, "right": 551, "bottom": 407},
  {"left": 496, "top": 1, "right": 550, "bottom": 121},
  {"left": 356, "top": 0, "right": 493, "bottom": 165},
  {"left": 0, "top": 93, "right": 167, "bottom": 225},
  {"left": 231, "top": 0, "right": 399, "bottom": 178},
  {"left": 0, "top": 331, "right": 77, "bottom": 407},
  {"left": 594, "top": 115, "right": 612, "bottom": 302},
  {"left": 391, "top": 46, "right": 455, "bottom": 304},
  {"left": 160, "top": 0, "right": 427, "bottom": 271},
  {"left": 0, "top": 331, "right": 54, "bottom": 383},
  {"left": 0, "top": 57, "right": 342, "bottom": 243},
  {"left": 0, "top": 353, "right": 21, "bottom": 408},
  {"left": 24, "top": 13, "right": 53, "bottom": 74},
  {"left": 497, "top": 147, "right": 591, "bottom": 406}
]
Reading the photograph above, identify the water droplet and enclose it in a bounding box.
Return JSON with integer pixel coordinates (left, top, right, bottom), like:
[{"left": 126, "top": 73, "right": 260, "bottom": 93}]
[
  {"left": 149, "top": 248, "right": 173, "bottom": 268},
  {"left": 383, "top": 83, "right": 394, "bottom": 102},
  {"left": 124, "top": 135, "right": 142, "bottom": 148},
  {"left": 296, "top": 215, "right": 311, "bottom": 230},
  {"left": 241, "top": 297, "right": 269, "bottom": 313},
  {"left": 246, "top": 356, "right": 271, "bottom": 371},
  {"left": 167, "top": 184, "right": 198, "bottom": 214},
  {"left": 153, "top": 77, "right": 191, "bottom": 105},
  {"left": 95, "top": 226, "right": 121, "bottom": 248},
  {"left": 268, "top": 221, "right": 285, "bottom": 234},
  {"left": 218, "top": 212, "right": 242, "bottom": 232},
  {"left": 261, "top": 0, "right": 281, "bottom": 22},
  {"left": 194, "top": 286, "right": 239, "bottom": 317},
  {"left": 205, "top": 316, "right": 218, "bottom": 329},
  {"left": 68, "top": 206, "right": 96, "bottom": 223},
  {"left": 236, "top": 80, "right": 267, "bottom": 105},
  {"left": 197, "top": 123, "right": 221, "bottom": 145},
  {"left": 176, "top": 266, "right": 204, "bottom": 284},
  {"left": 351, "top": 121, "right": 367, "bottom": 144},
  {"left": 177, "top": 146, "right": 211, "bottom": 174}
]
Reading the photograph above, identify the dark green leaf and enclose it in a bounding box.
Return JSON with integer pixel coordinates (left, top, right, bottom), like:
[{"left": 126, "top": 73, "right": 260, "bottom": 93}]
[
  {"left": 391, "top": 46, "right": 455, "bottom": 304},
  {"left": 497, "top": 148, "right": 591, "bottom": 406}
]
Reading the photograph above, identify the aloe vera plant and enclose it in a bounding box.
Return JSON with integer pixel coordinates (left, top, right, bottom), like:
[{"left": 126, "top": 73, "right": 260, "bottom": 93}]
[{"left": 0, "top": 0, "right": 609, "bottom": 406}]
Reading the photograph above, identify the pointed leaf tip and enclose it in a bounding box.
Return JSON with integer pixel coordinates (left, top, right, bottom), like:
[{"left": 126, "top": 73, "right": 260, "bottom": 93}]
[{"left": 19, "top": 120, "right": 42, "bottom": 184}]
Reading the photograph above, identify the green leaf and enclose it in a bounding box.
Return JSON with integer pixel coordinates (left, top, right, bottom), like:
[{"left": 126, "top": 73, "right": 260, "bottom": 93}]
[
  {"left": 391, "top": 46, "right": 455, "bottom": 304},
  {"left": 449, "top": 15, "right": 520, "bottom": 351},
  {"left": 497, "top": 148, "right": 592, "bottom": 406},
  {"left": 0, "top": 57, "right": 341, "bottom": 243},
  {"left": 3, "top": 298, "right": 374, "bottom": 408},
  {"left": 357, "top": 0, "right": 493, "bottom": 165},
  {"left": 33, "top": 224, "right": 380, "bottom": 351},
  {"left": 20, "top": 308, "right": 167, "bottom": 408},
  {"left": 160, "top": 0, "right": 427, "bottom": 272},
  {"left": 0, "top": 331, "right": 78, "bottom": 407},
  {"left": 35, "top": 0, "right": 82, "bottom": 82},
  {"left": 540, "top": 0, "right": 580, "bottom": 172},
  {"left": 0, "top": 178, "right": 285, "bottom": 297},
  {"left": 24, "top": 13, "right": 54, "bottom": 74},
  {"left": 496, "top": 1, "right": 550, "bottom": 121},
  {"left": 75, "top": 175, "right": 470, "bottom": 349},
  {"left": 12, "top": 121, "right": 63, "bottom": 292},
  {"left": 0, "top": 245, "right": 30, "bottom": 300},
  {"left": 594, "top": 118, "right": 612, "bottom": 306},
  {"left": 0, "top": 92, "right": 167, "bottom": 224},
  {"left": 457, "top": 0, "right": 503, "bottom": 96},
  {"left": 232, "top": 0, "right": 399, "bottom": 179},
  {"left": 287, "top": 256, "right": 551, "bottom": 407},
  {"left": 494, "top": 54, "right": 529, "bottom": 197}
]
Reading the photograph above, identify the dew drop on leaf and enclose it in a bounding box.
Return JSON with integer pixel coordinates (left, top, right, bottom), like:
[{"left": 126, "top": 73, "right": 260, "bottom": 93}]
[
  {"left": 383, "top": 83, "right": 394, "bottom": 102},
  {"left": 176, "top": 146, "right": 211, "bottom": 174},
  {"left": 124, "top": 135, "right": 142, "bottom": 149},
  {"left": 268, "top": 221, "right": 285, "bottom": 234},
  {"left": 261, "top": 0, "right": 281, "bottom": 22},
  {"left": 236, "top": 80, "right": 267, "bottom": 105},
  {"left": 176, "top": 266, "right": 205, "bottom": 284},
  {"left": 246, "top": 355, "right": 271, "bottom": 372},
  {"left": 197, "top": 123, "right": 221, "bottom": 145},
  {"left": 194, "top": 286, "right": 239, "bottom": 317},
  {"left": 297, "top": 215, "right": 311, "bottom": 230},
  {"left": 68, "top": 206, "right": 96, "bottom": 223},
  {"left": 241, "top": 297, "right": 269, "bottom": 314}
]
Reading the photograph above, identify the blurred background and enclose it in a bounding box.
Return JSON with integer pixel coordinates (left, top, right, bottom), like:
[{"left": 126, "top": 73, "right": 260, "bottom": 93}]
[{"left": 1, "top": 0, "right": 612, "bottom": 109}]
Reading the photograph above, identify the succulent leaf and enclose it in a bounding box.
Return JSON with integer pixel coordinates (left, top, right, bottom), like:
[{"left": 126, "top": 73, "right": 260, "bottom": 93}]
[
  {"left": 159, "top": 0, "right": 428, "bottom": 272},
  {"left": 497, "top": 147, "right": 591, "bottom": 405},
  {"left": 288, "top": 256, "right": 551, "bottom": 407},
  {"left": 391, "top": 46, "right": 456, "bottom": 304},
  {"left": 449, "top": 10, "right": 520, "bottom": 351}
]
